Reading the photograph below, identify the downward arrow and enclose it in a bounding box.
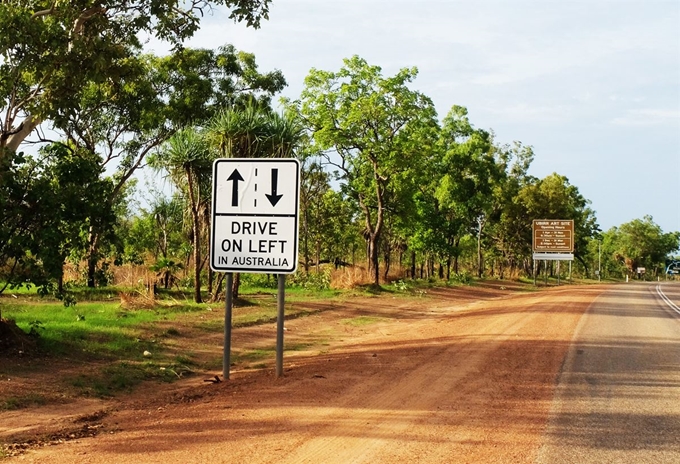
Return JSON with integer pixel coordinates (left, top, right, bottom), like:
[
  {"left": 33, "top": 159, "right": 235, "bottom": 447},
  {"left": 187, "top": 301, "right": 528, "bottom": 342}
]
[
  {"left": 265, "top": 168, "right": 283, "bottom": 207},
  {"left": 227, "top": 169, "right": 244, "bottom": 207}
]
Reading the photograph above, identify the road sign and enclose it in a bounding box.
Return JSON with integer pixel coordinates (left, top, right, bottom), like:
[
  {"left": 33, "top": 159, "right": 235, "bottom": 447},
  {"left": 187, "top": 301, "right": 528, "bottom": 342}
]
[
  {"left": 210, "top": 158, "right": 300, "bottom": 274},
  {"left": 533, "top": 220, "right": 574, "bottom": 253}
]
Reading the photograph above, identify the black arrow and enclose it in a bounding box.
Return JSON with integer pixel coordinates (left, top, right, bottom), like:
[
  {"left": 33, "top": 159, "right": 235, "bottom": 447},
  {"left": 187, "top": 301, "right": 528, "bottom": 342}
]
[
  {"left": 265, "top": 168, "right": 283, "bottom": 207},
  {"left": 227, "top": 169, "right": 244, "bottom": 207}
]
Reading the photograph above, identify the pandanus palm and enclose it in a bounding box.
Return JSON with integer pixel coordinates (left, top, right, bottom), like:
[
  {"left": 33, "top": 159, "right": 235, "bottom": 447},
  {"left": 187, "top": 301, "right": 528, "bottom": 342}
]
[
  {"left": 149, "top": 128, "right": 213, "bottom": 303},
  {"left": 208, "top": 104, "right": 304, "bottom": 297}
]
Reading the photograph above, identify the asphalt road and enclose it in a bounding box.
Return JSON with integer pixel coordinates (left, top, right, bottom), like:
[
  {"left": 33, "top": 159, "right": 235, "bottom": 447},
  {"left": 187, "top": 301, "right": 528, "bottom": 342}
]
[{"left": 537, "top": 282, "right": 680, "bottom": 463}]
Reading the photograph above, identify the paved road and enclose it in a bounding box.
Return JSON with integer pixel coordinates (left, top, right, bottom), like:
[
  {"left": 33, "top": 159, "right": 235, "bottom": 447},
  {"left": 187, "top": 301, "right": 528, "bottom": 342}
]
[{"left": 537, "top": 282, "right": 680, "bottom": 463}]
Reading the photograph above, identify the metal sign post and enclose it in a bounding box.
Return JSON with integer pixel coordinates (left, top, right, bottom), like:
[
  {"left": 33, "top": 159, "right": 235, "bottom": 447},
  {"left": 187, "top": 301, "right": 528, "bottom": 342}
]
[
  {"left": 223, "top": 273, "right": 233, "bottom": 380},
  {"left": 276, "top": 274, "right": 285, "bottom": 377},
  {"left": 211, "top": 158, "right": 301, "bottom": 380}
]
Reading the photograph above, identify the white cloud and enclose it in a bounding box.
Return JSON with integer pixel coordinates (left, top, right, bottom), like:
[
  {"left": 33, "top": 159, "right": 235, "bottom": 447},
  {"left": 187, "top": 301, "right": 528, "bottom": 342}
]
[{"left": 610, "top": 109, "right": 680, "bottom": 127}]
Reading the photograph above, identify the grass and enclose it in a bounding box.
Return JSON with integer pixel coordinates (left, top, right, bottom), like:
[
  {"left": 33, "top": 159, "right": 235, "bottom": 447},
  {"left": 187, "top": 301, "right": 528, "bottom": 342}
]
[
  {"left": 233, "top": 348, "right": 275, "bottom": 363},
  {"left": 68, "top": 361, "right": 177, "bottom": 398},
  {"left": 1, "top": 300, "right": 215, "bottom": 356},
  {"left": 341, "top": 316, "right": 389, "bottom": 326},
  {"left": 0, "top": 276, "right": 545, "bottom": 405},
  {"left": 1, "top": 393, "right": 47, "bottom": 411}
]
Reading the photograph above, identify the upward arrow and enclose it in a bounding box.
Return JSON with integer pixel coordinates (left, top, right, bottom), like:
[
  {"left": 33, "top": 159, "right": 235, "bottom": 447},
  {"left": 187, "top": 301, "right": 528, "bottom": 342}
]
[
  {"left": 227, "top": 169, "right": 244, "bottom": 207},
  {"left": 265, "top": 168, "right": 283, "bottom": 207}
]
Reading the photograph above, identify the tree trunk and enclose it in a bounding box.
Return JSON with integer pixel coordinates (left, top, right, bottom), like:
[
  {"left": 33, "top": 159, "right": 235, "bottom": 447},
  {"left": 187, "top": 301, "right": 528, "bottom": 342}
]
[
  {"left": 477, "top": 217, "right": 485, "bottom": 278},
  {"left": 453, "top": 237, "right": 460, "bottom": 274},
  {"left": 58, "top": 266, "right": 64, "bottom": 294},
  {"left": 410, "top": 250, "right": 416, "bottom": 280},
  {"left": 303, "top": 209, "right": 310, "bottom": 273},
  {"left": 370, "top": 234, "right": 380, "bottom": 286},
  {"left": 185, "top": 167, "right": 202, "bottom": 303},
  {"left": 315, "top": 240, "right": 321, "bottom": 274},
  {"left": 232, "top": 272, "right": 240, "bottom": 299},
  {"left": 4, "top": 115, "right": 41, "bottom": 153},
  {"left": 383, "top": 249, "right": 390, "bottom": 281},
  {"left": 86, "top": 228, "right": 100, "bottom": 288}
]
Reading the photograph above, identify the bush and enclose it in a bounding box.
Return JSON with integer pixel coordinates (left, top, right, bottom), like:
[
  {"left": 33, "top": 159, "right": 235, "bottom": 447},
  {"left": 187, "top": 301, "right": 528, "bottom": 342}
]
[
  {"left": 449, "top": 272, "right": 472, "bottom": 285},
  {"left": 287, "top": 269, "right": 331, "bottom": 291}
]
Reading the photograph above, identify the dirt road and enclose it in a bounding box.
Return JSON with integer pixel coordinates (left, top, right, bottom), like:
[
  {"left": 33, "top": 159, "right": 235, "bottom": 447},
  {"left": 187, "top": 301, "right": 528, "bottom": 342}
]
[{"left": 4, "top": 283, "right": 662, "bottom": 463}]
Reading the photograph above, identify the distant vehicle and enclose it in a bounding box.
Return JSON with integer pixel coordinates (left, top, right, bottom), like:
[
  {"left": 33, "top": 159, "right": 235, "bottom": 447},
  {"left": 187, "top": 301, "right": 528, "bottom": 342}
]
[{"left": 666, "top": 260, "right": 680, "bottom": 275}]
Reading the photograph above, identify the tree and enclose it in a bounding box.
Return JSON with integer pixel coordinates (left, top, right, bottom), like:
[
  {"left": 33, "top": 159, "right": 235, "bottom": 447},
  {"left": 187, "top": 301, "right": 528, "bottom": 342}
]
[
  {"left": 298, "top": 56, "right": 439, "bottom": 286},
  {"left": 516, "top": 173, "right": 599, "bottom": 272},
  {"left": 149, "top": 128, "right": 214, "bottom": 303},
  {"left": 436, "top": 106, "right": 501, "bottom": 277},
  {"left": 609, "top": 216, "right": 680, "bottom": 277},
  {"left": 0, "top": 144, "right": 112, "bottom": 296},
  {"left": 118, "top": 192, "right": 186, "bottom": 265},
  {"left": 0, "top": 0, "right": 273, "bottom": 156},
  {"left": 486, "top": 141, "right": 536, "bottom": 277},
  {"left": 207, "top": 103, "right": 304, "bottom": 297}
]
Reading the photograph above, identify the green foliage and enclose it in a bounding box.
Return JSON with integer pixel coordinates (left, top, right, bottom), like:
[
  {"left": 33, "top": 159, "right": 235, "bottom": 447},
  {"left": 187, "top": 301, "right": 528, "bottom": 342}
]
[
  {"left": 0, "top": 1, "right": 273, "bottom": 153},
  {"left": 298, "top": 55, "right": 439, "bottom": 285},
  {"left": 287, "top": 269, "right": 332, "bottom": 291},
  {"left": 0, "top": 146, "right": 114, "bottom": 293},
  {"left": 449, "top": 272, "right": 473, "bottom": 285},
  {"left": 604, "top": 216, "right": 680, "bottom": 276},
  {"left": 240, "top": 273, "right": 279, "bottom": 289}
]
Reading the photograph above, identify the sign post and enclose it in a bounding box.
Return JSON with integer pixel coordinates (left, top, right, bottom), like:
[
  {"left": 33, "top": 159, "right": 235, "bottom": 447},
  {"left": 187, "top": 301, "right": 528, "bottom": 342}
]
[
  {"left": 532, "top": 220, "right": 574, "bottom": 285},
  {"left": 211, "top": 158, "right": 300, "bottom": 379}
]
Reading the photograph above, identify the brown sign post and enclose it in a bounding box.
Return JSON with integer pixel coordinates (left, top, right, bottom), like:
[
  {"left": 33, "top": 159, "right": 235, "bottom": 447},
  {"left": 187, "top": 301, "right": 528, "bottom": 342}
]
[{"left": 532, "top": 220, "right": 574, "bottom": 253}]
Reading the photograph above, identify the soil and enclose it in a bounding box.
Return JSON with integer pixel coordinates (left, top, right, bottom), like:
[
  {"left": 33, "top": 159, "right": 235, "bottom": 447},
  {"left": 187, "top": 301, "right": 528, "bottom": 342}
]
[
  {"left": 0, "top": 319, "right": 37, "bottom": 357},
  {"left": 0, "top": 281, "right": 605, "bottom": 463}
]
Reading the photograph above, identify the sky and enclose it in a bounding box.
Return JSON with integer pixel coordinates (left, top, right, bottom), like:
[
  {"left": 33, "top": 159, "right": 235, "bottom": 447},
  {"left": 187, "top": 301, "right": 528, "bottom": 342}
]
[{"left": 146, "top": 0, "right": 680, "bottom": 234}]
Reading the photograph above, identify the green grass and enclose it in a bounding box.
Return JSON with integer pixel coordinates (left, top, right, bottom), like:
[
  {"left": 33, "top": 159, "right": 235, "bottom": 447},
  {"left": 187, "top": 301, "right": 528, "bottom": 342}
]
[
  {"left": 0, "top": 301, "right": 207, "bottom": 359},
  {"left": 69, "top": 361, "right": 177, "bottom": 397},
  {"left": 1, "top": 393, "right": 47, "bottom": 411},
  {"left": 233, "top": 347, "right": 275, "bottom": 363},
  {"left": 341, "top": 316, "right": 389, "bottom": 326}
]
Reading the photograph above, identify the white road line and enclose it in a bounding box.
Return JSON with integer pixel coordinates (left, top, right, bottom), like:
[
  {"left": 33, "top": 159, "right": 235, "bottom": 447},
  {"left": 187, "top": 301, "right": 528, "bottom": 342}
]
[{"left": 656, "top": 284, "right": 680, "bottom": 316}]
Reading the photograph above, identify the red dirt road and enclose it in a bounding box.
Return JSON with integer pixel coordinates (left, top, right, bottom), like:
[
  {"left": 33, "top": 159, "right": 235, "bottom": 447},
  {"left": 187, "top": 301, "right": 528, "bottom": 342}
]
[{"left": 3, "top": 284, "right": 604, "bottom": 463}]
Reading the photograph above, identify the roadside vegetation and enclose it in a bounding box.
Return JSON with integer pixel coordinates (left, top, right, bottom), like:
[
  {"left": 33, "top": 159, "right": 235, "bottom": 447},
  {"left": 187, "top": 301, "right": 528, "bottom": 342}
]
[{"left": 1, "top": 0, "right": 679, "bottom": 410}]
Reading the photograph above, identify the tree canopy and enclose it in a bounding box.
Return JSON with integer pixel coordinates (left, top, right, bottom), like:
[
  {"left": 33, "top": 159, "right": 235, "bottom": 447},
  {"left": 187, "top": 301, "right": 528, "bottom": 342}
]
[{"left": 0, "top": 0, "right": 273, "bottom": 155}]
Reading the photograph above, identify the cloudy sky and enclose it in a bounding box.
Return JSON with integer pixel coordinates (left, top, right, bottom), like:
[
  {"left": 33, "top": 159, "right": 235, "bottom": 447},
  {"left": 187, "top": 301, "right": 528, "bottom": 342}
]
[{"left": 148, "top": 0, "right": 680, "bottom": 233}]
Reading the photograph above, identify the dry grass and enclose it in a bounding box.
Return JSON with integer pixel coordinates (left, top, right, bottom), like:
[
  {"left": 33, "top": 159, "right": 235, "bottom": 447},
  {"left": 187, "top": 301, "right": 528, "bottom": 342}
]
[
  {"left": 330, "top": 267, "right": 369, "bottom": 289},
  {"left": 330, "top": 265, "right": 407, "bottom": 289},
  {"left": 113, "top": 264, "right": 155, "bottom": 287},
  {"left": 118, "top": 288, "right": 156, "bottom": 310}
]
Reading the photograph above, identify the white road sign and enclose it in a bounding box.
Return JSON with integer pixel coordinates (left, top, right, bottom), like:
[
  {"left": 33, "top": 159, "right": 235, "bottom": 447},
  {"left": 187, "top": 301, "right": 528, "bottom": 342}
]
[{"left": 210, "top": 158, "right": 300, "bottom": 274}]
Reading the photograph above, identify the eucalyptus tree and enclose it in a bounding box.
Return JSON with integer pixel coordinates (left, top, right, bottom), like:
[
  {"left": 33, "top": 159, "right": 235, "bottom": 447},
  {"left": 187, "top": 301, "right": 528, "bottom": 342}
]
[
  {"left": 148, "top": 128, "right": 214, "bottom": 303},
  {"left": 516, "top": 173, "right": 599, "bottom": 272},
  {"left": 299, "top": 158, "right": 330, "bottom": 272},
  {"left": 298, "top": 56, "right": 439, "bottom": 286},
  {"left": 0, "top": 0, "right": 272, "bottom": 157},
  {"left": 486, "top": 141, "right": 536, "bottom": 276},
  {"left": 26, "top": 44, "right": 285, "bottom": 288},
  {"left": 606, "top": 216, "right": 679, "bottom": 277},
  {"left": 0, "top": 144, "right": 112, "bottom": 296},
  {"left": 433, "top": 106, "right": 502, "bottom": 277}
]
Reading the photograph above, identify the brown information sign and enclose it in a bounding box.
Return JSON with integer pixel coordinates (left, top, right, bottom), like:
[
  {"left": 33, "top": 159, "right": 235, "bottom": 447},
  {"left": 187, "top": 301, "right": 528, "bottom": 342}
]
[{"left": 532, "top": 220, "right": 574, "bottom": 252}]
